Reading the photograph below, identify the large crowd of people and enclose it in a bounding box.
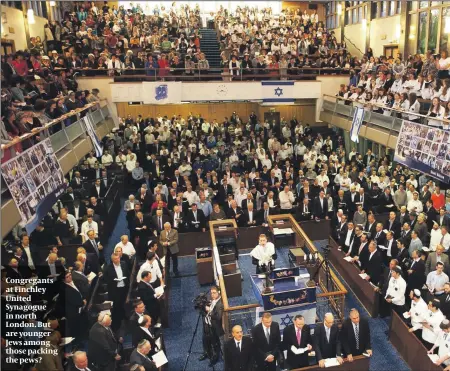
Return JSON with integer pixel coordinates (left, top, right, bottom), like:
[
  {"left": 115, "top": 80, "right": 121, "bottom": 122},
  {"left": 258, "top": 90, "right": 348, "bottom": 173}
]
[
  {"left": 2, "top": 2, "right": 450, "bottom": 371},
  {"left": 337, "top": 49, "right": 450, "bottom": 129},
  {"left": 3, "top": 100, "right": 449, "bottom": 369}
]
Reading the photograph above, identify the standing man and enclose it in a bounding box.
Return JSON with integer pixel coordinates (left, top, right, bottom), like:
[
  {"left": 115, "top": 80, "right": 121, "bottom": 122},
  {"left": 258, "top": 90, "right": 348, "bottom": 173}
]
[
  {"left": 379, "top": 267, "right": 407, "bottom": 318},
  {"left": 159, "top": 222, "right": 179, "bottom": 276},
  {"left": 282, "top": 314, "right": 313, "bottom": 368},
  {"left": 251, "top": 312, "right": 281, "bottom": 371},
  {"left": 103, "top": 253, "right": 129, "bottom": 332},
  {"left": 340, "top": 309, "right": 372, "bottom": 362},
  {"left": 224, "top": 325, "right": 253, "bottom": 371},
  {"left": 199, "top": 286, "right": 224, "bottom": 367},
  {"left": 88, "top": 313, "right": 121, "bottom": 371},
  {"left": 313, "top": 313, "right": 343, "bottom": 368}
]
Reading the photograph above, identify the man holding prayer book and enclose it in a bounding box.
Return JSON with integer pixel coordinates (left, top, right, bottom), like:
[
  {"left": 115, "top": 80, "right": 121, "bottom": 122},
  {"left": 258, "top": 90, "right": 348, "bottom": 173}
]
[
  {"left": 282, "top": 314, "right": 312, "bottom": 368},
  {"left": 340, "top": 309, "right": 372, "bottom": 361}
]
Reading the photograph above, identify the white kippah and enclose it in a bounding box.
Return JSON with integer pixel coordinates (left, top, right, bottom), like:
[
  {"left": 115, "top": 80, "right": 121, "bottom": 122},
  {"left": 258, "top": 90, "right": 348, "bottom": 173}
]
[{"left": 413, "top": 289, "right": 421, "bottom": 297}]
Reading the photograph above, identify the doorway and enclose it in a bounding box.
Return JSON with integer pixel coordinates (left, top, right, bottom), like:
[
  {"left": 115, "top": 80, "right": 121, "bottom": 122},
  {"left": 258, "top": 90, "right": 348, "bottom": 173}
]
[
  {"left": 264, "top": 111, "right": 280, "bottom": 125},
  {"left": 384, "top": 44, "right": 399, "bottom": 59}
]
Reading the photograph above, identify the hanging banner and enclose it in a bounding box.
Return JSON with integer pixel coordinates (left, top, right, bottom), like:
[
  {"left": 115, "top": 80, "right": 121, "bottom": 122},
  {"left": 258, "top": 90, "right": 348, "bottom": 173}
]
[
  {"left": 394, "top": 120, "right": 450, "bottom": 183},
  {"left": 142, "top": 81, "right": 182, "bottom": 104},
  {"left": 262, "top": 80, "right": 295, "bottom": 103},
  {"left": 84, "top": 116, "right": 103, "bottom": 157},
  {"left": 1, "top": 139, "right": 67, "bottom": 233},
  {"left": 350, "top": 106, "right": 365, "bottom": 143}
]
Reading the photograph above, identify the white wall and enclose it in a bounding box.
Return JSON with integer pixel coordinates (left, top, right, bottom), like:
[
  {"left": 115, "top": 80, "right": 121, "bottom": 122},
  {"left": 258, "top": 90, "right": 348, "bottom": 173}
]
[
  {"left": 29, "top": 15, "right": 49, "bottom": 42},
  {"left": 369, "top": 15, "right": 401, "bottom": 57},
  {"left": 1, "top": 6, "right": 27, "bottom": 51},
  {"left": 344, "top": 23, "right": 366, "bottom": 58},
  {"left": 77, "top": 77, "right": 118, "bottom": 117}
]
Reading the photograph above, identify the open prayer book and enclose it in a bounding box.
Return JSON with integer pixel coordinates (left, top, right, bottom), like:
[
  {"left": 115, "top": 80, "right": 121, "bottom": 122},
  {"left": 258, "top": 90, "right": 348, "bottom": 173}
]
[
  {"left": 324, "top": 358, "right": 340, "bottom": 367},
  {"left": 343, "top": 256, "right": 353, "bottom": 262},
  {"left": 359, "top": 273, "right": 368, "bottom": 280},
  {"left": 428, "top": 354, "right": 439, "bottom": 363},
  {"left": 87, "top": 272, "right": 96, "bottom": 281},
  {"left": 290, "top": 345, "right": 309, "bottom": 355},
  {"left": 403, "top": 312, "right": 411, "bottom": 319},
  {"left": 152, "top": 350, "right": 168, "bottom": 367},
  {"left": 155, "top": 286, "right": 165, "bottom": 299}
]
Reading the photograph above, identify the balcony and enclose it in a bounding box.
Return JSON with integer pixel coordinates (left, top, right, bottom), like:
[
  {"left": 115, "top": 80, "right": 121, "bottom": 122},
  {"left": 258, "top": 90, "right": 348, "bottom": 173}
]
[{"left": 1, "top": 104, "right": 116, "bottom": 238}]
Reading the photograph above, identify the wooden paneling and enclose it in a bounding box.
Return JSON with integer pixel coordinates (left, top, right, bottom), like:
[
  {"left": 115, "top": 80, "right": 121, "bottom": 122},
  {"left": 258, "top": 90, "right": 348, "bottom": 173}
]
[
  {"left": 281, "top": 1, "right": 326, "bottom": 21},
  {"left": 116, "top": 102, "right": 318, "bottom": 124}
]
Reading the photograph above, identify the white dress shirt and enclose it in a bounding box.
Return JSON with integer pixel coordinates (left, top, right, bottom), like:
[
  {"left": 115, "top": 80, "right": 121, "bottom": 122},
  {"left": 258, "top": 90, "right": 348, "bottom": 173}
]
[
  {"left": 113, "top": 263, "right": 125, "bottom": 287},
  {"left": 136, "top": 260, "right": 162, "bottom": 283},
  {"left": 22, "top": 245, "right": 35, "bottom": 270},
  {"left": 410, "top": 298, "right": 429, "bottom": 330},
  {"left": 115, "top": 241, "right": 136, "bottom": 256},
  {"left": 81, "top": 220, "right": 99, "bottom": 237},
  {"left": 385, "top": 276, "right": 406, "bottom": 306},
  {"left": 422, "top": 309, "right": 445, "bottom": 344}
]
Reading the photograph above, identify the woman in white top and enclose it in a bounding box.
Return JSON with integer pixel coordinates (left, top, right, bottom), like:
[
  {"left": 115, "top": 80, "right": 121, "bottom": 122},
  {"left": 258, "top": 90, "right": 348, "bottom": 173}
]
[
  {"left": 400, "top": 93, "right": 411, "bottom": 119},
  {"left": 262, "top": 154, "right": 272, "bottom": 170},
  {"left": 408, "top": 93, "right": 421, "bottom": 122},
  {"left": 421, "top": 75, "right": 435, "bottom": 99},
  {"left": 436, "top": 50, "right": 450, "bottom": 79},
  {"left": 375, "top": 88, "right": 387, "bottom": 113},
  {"left": 440, "top": 78, "right": 450, "bottom": 102},
  {"left": 427, "top": 97, "right": 446, "bottom": 127}
]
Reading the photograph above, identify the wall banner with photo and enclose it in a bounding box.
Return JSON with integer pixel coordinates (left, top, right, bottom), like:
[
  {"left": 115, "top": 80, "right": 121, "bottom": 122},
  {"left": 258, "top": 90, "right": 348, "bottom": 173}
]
[
  {"left": 394, "top": 120, "right": 450, "bottom": 184},
  {"left": 1, "top": 138, "right": 67, "bottom": 234}
]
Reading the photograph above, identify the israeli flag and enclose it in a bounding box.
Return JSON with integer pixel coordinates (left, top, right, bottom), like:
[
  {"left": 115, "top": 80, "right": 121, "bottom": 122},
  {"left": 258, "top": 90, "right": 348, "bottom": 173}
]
[{"left": 262, "top": 81, "right": 295, "bottom": 104}]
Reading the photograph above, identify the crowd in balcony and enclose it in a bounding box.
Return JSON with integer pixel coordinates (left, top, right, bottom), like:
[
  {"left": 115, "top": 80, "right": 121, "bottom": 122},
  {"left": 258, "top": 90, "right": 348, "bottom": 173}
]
[
  {"left": 1, "top": 2, "right": 356, "bottom": 86},
  {"left": 336, "top": 49, "right": 450, "bottom": 129}
]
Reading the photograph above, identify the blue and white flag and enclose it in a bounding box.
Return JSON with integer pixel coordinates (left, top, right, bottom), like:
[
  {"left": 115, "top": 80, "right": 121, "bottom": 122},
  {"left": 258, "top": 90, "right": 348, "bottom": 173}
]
[
  {"left": 262, "top": 81, "right": 295, "bottom": 104},
  {"left": 350, "top": 107, "right": 365, "bottom": 143},
  {"left": 142, "top": 82, "right": 182, "bottom": 104},
  {"left": 84, "top": 116, "right": 103, "bottom": 157}
]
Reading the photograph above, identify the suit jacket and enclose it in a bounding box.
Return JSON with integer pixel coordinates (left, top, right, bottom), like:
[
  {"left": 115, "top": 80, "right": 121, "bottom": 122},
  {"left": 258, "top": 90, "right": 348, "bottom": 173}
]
[
  {"left": 131, "top": 324, "right": 159, "bottom": 351},
  {"left": 372, "top": 231, "right": 386, "bottom": 246},
  {"left": 71, "top": 270, "right": 90, "bottom": 299},
  {"left": 408, "top": 259, "right": 426, "bottom": 290},
  {"left": 137, "top": 281, "right": 160, "bottom": 322},
  {"left": 340, "top": 317, "right": 371, "bottom": 356},
  {"left": 313, "top": 324, "right": 341, "bottom": 361},
  {"left": 361, "top": 250, "right": 382, "bottom": 285},
  {"left": 37, "top": 261, "right": 65, "bottom": 280},
  {"left": 365, "top": 221, "right": 377, "bottom": 240},
  {"left": 129, "top": 349, "right": 157, "bottom": 371},
  {"left": 251, "top": 322, "right": 281, "bottom": 368},
  {"left": 60, "top": 283, "right": 84, "bottom": 319},
  {"left": 90, "top": 184, "right": 107, "bottom": 198},
  {"left": 88, "top": 322, "right": 118, "bottom": 367},
  {"left": 227, "top": 207, "right": 244, "bottom": 226},
  {"left": 218, "top": 184, "right": 233, "bottom": 204},
  {"left": 159, "top": 228, "right": 179, "bottom": 255},
  {"left": 313, "top": 197, "right": 328, "bottom": 219},
  {"left": 296, "top": 203, "right": 313, "bottom": 221},
  {"left": 242, "top": 209, "right": 258, "bottom": 226},
  {"left": 282, "top": 324, "right": 312, "bottom": 368},
  {"left": 103, "top": 261, "right": 129, "bottom": 300},
  {"left": 439, "top": 293, "right": 450, "bottom": 318},
  {"left": 186, "top": 209, "right": 207, "bottom": 230},
  {"left": 224, "top": 336, "right": 254, "bottom": 371},
  {"left": 152, "top": 214, "right": 170, "bottom": 233},
  {"left": 208, "top": 298, "right": 225, "bottom": 337},
  {"left": 425, "top": 253, "right": 450, "bottom": 276},
  {"left": 384, "top": 219, "right": 401, "bottom": 238}
]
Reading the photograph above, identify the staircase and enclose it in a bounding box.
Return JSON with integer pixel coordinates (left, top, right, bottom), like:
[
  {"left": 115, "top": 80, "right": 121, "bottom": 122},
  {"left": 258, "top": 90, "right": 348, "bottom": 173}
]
[{"left": 199, "top": 28, "right": 222, "bottom": 72}]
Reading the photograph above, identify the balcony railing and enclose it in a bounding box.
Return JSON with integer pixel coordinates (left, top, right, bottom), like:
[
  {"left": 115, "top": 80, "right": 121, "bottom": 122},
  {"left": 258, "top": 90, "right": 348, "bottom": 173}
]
[
  {"left": 322, "top": 94, "right": 450, "bottom": 133},
  {"left": 73, "top": 66, "right": 358, "bottom": 82}
]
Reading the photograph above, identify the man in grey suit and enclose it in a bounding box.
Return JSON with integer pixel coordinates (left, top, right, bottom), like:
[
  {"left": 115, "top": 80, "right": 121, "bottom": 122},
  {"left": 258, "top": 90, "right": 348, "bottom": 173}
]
[
  {"left": 425, "top": 245, "right": 449, "bottom": 276},
  {"left": 159, "top": 222, "right": 179, "bottom": 276},
  {"left": 129, "top": 340, "right": 157, "bottom": 371}
]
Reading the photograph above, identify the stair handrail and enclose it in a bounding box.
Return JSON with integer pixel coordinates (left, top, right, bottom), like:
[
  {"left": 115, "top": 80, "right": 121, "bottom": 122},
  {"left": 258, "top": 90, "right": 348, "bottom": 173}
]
[{"left": 343, "top": 35, "right": 365, "bottom": 56}]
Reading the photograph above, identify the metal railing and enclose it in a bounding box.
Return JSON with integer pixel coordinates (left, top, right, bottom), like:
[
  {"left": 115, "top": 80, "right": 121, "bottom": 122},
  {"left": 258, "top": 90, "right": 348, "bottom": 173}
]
[
  {"left": 322, "top": 94, "right": 450, "bottom": 133},
  {"left": 2, "top": 102, "right": 111, "bottom": 159},
  {"left": 74, "top": 66, "right": 356, "bottom": 82}
]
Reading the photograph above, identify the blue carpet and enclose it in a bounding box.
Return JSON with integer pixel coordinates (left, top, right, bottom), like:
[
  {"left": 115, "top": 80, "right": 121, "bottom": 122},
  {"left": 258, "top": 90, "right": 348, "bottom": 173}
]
[
  {"left": 104, "top": 198, "right": 129, "bottom": 263},
  {"left": 106, "top": 207, "right": 411, "bottom": 370}
]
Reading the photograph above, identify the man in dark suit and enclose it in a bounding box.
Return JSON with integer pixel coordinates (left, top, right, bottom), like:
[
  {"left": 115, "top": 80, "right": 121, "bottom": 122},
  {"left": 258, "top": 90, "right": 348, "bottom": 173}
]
[
  {"left": 407, "top": 250, "right": 426, "bottom": 293},
  {"left": 224, "top": 325, "right": 253, "bottom": 371},
  {"left": 60, "top": 271, "right": 85, "bottom": 339},
  {"left": 151, "top": 209, "right": 170, "bottom": 235},
  {"left": 360, "top": 241, "right": 382, "bottom": 285},
  {"left": 363, "top": 150, "right": 375, "bottom": 166},
  {"left": 383, "top": 231, "right": 399, "bottom": 266},
  {"left": 137, "top": 271, "right": 160, "bottom": 323},
  {"left": 129, "top": 340, "right": 157, "bottom": 371},
  {"left": 88, "top": 313, "right": 120, "bottom": 371},
  {"left": 199, "top": 286, "right": 224, "bottom": 366},
  {"left": 227, "top": 200, "right": 244, "bottom": 227},
  {"left": 103, "top": 253, "right": 129, "bottom": 332},
  {"left": 186, "top": 203, "right": 207, "bottom": 232},
  {"left": 296, "top": 198, "right": 313, "bottom": 221},
  {"left": 282, "top": 315, "right": 313, "bottom": 369},
  {"left": 90, "top": 179, "right": 107, "bottom": 198},
  {"left": 257, "top": 202, "right": 273, "bottom": 226},
  {"left": 251, "top": 312, "right": 281, "bottom": 371},
  {"left": 372, "top": 223, "right": 386, "bottom": 246},
  {"left": 71, "top": 261, "right": 90, "bottom": 299},
  {"left": 384, "top": 211, "right": 401, "bottom": 238},
  {"left": 313, "top": 191, "right": 329, "bottom": 220},
  {"left": 242, "top": 203, "right": 258, "bottom": 226},
  {"left": 376, "top": 259, "right": 399, "bottom": 298},
  {"left": 340, "top": 309, "right": 372, "bottom": 361},
  {"left": 217, "top": 179, "right": 233, "bottom": 206},
  {"left": 439, "top": 282, "right": 450, "bottom": 318},
  {"left": 82, "top": 229, "right": 103, "bottom": 272},
  {"left": 313, "top": 313, "right": 343, "bottom": 368}
]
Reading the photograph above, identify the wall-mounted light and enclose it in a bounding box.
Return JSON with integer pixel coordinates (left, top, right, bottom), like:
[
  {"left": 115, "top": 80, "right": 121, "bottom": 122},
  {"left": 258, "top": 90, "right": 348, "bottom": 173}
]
[
  {"left": 27, "top": 8, "right": 35, "bottom": 24},
  {"left": 337, "top": 4, "right": 342, "bottom": 15},
  {"left": 50, "top": 1, "right": 56, "bottom": 6},
  {"left": 362, "top": 18, "right": 367, "bottom": 27}
]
